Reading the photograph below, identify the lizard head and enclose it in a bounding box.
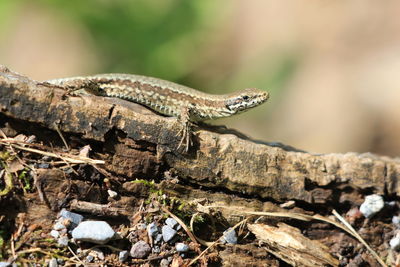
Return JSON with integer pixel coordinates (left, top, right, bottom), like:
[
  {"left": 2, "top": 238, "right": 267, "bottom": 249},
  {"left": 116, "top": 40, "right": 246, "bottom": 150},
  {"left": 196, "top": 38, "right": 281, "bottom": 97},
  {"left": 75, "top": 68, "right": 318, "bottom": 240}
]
[{"left": 225, "top": 88, "right": 269, "bottom": 114}]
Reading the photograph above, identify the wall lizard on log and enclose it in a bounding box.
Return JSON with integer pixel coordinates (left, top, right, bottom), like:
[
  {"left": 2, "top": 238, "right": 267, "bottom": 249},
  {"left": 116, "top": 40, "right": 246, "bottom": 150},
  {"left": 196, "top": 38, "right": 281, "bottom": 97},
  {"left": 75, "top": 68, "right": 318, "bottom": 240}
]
[{"left": 46, "top": 74, "right": 269, "bottom": 151}]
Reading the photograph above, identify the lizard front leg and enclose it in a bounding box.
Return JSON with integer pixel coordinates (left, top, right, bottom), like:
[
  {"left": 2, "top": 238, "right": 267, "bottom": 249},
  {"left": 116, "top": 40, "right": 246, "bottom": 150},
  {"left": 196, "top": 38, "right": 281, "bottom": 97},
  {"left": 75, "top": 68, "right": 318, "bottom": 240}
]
[{"left": 44, "top": 79, "right": 103, "bottom": 97}]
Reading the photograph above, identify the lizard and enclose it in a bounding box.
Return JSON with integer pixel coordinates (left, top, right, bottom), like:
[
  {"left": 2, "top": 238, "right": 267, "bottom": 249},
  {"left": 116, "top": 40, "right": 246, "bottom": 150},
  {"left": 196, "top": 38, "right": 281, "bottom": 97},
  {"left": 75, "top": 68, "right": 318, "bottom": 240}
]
[{"left": 46, "top": 74, "right": 269, "bottom": 151}]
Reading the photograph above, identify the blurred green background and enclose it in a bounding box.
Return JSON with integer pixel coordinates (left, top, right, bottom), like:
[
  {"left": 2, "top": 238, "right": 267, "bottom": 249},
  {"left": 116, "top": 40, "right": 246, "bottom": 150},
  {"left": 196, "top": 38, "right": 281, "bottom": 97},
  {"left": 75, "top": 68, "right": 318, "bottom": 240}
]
[{"left": 1, "top": 0, "right": 399, "bottom": 156}]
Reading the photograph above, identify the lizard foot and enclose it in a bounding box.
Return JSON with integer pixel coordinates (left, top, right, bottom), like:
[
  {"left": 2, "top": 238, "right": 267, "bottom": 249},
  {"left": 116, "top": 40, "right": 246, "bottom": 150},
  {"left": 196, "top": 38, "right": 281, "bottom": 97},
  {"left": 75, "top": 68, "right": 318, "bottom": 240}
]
[{"left": 177, "top": 119, "right": 193, "bottom": 153}]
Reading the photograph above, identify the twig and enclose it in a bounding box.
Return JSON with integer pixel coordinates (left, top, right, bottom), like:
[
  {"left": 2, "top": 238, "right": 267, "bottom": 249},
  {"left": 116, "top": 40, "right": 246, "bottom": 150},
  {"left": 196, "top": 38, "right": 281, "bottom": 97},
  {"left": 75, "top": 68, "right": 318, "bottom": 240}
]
[
  {"left": 67, "top": 245, "right": 85, "bottom": 266},
  {"left": 188, "top": 217, "right": 250, "bottom": 266},
  {"left": 54, "top": 123, "right": 70, "bottom": 151},
  {"left": 15, "top": 247, "right": 79, "bottom": 264},
  {"left": 190, "top": 212, "right": 214, "bottom": 246},
  {"left": 332, "top": 209, "right": 387, "bottom": 267},
  {"left": 15, "top": 247, "right": 42, "bottom": 258},
  {"left": 201, "top": 206, "right": 388, "bottom": 265},
  {"left": 0, "top": 139, "right": 104, "bottom": 165},
  {"left": 205, "top": 206, "right": 355, "bottom": 236},
  {"left": 161, "top": 206, "right": 200, "bottom": 248},
  {"left": 10, "top": 237, "right": 16, "bottom": 260}
]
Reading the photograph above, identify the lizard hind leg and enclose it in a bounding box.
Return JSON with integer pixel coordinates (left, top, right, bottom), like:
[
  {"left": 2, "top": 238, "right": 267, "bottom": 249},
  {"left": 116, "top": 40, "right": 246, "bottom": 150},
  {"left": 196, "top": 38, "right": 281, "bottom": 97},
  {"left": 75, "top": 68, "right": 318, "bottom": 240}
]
[
  {"left": 176, "top": 106, "right": 194, "bottom": 153},
  {"left": 176, "top": 120, "right": 192, "bottom": 152}
]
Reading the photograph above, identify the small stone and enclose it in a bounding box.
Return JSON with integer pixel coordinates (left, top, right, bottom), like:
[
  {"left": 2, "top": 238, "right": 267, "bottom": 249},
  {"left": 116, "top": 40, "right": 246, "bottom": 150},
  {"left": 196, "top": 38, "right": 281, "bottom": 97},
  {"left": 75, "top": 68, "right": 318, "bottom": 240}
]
[
  {"left": 390, "top": 233, "right": 400, "bottom": 250},
  {"left": 42, "top": 156, "right": 51, "bottom": 161},
  {"left": 155, "top": 233, "right": 163, "bottom": 244},
  {"left": 162, "top": 225, "right": 177, "bottom": 242},
  {"left": 165, "top": 218, "right": 179, "bottom": 229},
  {"left": 345, "top": 207, "right": 363, "bottom": 224},
  {"left": 59, "top": 209, "right": 84, "bottom": 228},
  {"left": 130, "top": 240, "right": 151, "bottom": 259},
  {"left": 147, "top": 222, "right": 158, "bottom": 239},
  {"left": 57, "top": 236, "right": 69, "bottom": 247},
  {"left": 53, "top": 222, "right": 66, "bottom": 231},
  {"left": 175, "top": 242, "right": 189, "bottom": 252},
  {"left": 89, "top": 248, "right": 104, "bottom": 260},
  {"left": 359, "top": 194, "right": 385, "bottom": 218},
  {"left": 280, "top": 200, "right": 295, "bottom": 209},
  {"left": 48, "top": 258, "right": 58, "bottom": 267},
  {"left": 119, "top": 250, "right": 129, "bottom": 262},
  {"left": 152, "top": 245, "right": 161, "bottom": 253},
  {"left": 86, "top": 255, "right": 94, "bottom": 263},
  {"left": 220, "top": 228, "right": 237, "bottom": 244},
  {"left": 393, "top": 216, "right": 400, "bottom": 227},
  {"left": 107, "top": 190, "right": 118, "bottom": 198},
  {"left": 160, "top": 258, "right": 170, "bottom": 267},
  {"left": 38, "top": 163, "right": 50, "bottom": 169},
  {"left": 50, "top": 230, "right": 60, "bottom": 239},
  {"left": 72, "top": 221, "right": 115, "bottom": 244},
  {"left": 137, "top": 223, "right": 147, "bottom": 230}
]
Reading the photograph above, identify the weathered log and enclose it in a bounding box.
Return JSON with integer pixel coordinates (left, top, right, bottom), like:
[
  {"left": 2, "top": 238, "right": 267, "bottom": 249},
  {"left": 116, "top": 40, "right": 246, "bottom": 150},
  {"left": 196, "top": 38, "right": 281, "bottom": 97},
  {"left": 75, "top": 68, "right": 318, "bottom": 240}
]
[{"left": 1, "top": 65, "right": 399, "bottom": 203}]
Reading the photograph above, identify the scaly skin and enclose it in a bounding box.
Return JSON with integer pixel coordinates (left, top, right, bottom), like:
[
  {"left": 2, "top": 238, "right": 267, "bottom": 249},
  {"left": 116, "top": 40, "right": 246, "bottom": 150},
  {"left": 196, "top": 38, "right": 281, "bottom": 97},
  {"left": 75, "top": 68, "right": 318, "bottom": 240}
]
[
  {"left": 47, "top": 74, "right": 269, "bottom": 121},
  {"left": 47, "top": 73, "right": 269, "bottom": 151}
]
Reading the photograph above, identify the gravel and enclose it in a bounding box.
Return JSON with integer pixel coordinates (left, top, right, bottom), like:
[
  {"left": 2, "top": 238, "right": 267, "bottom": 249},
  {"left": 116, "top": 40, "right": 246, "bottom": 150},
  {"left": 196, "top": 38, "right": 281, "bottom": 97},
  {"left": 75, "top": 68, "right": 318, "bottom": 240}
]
[
  {"left": 176, "top": 242, "right": 189, "bottom": 252},
  {"left": 130, "top": 240, "right": 151, "bottom": 259},
  {"left": 162, "top": 225, "right": 177, "bottom": 242},
  {"left": 359, "top": 194, "right": 384, "bottom": 218},
  {"left": 59, "top": 209, "right": 83, "bottom": 228},
  {"left": 220, "top": 228, "right": 238, "bottom": 244},
  {"left": 118, "top": 250, "right": 129, "bottom": 262},
  {"left": 72, "top": 221, "right": 115, "bottom": 244}
]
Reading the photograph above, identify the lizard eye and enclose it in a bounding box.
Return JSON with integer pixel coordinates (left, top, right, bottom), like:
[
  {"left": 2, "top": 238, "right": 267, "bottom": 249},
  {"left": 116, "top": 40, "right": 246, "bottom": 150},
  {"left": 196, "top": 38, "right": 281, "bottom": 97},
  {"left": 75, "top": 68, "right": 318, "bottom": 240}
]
[{"left": 242, "top": 95, "right": 249, "bottom": 101}]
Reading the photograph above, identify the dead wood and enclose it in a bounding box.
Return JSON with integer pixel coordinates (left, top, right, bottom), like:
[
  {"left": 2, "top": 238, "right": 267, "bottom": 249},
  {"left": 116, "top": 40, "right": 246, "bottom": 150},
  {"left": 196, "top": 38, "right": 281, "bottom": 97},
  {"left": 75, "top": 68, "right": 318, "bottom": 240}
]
[
  {"left": 1, "top": 65, "right": 400, "bottom": 204},
  {"left": 248, "top": 223, "right": 339, "bottom": 266}
]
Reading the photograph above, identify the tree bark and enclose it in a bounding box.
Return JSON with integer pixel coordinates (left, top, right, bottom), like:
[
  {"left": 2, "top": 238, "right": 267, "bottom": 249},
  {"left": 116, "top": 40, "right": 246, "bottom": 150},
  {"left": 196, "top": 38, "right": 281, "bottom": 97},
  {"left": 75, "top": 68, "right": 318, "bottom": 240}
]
[{"left": 1, "top": 65, "right": 399, "bottom": 204}]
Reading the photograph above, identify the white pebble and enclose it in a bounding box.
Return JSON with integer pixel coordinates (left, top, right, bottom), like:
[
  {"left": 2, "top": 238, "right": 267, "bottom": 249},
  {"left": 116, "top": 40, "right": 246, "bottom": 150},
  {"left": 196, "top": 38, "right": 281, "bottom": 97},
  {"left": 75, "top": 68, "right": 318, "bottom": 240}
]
[
  {"left": 50, "top": 230, "right": 60, "bottom": 239},
  {"left": 393, "top": 216, "right": 400, "bottom": 227},
  {"left": 119, "top": 250, "right": 129, "bottom": 262},
  {"left": 53, "top": 222, "right": 66, "bottom": 231},
  {"left": 359, "top": 194, "right": 384, "bottom": 218},
  {"left": 390, "top": 232, "right": 400, "bottom": 250},
  {"left": 72, "top": 221, "right": 115, "bottom": 244},
  {"left": 48, "top": 258, "right": 58, "bottom": 267},
  {"left": 176, "top": 242, "right": 189, "bottom": 252},
  {"left": 107, "top": 190, "right": 118, "bottom": 198}
]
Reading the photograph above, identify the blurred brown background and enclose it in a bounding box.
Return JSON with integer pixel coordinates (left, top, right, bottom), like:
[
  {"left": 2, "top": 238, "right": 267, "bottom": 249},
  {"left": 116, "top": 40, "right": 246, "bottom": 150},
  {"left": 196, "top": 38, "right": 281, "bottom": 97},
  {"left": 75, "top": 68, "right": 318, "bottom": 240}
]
[{"left": 1, "top": 0, "right": 399, "bottom": 156}]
